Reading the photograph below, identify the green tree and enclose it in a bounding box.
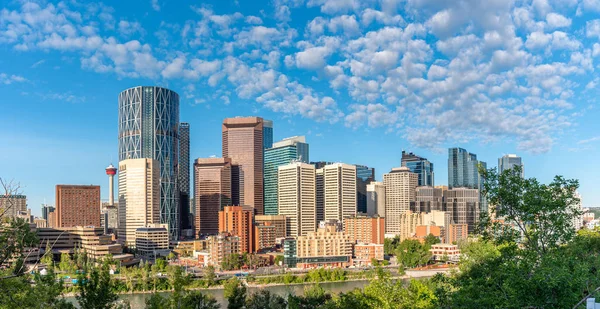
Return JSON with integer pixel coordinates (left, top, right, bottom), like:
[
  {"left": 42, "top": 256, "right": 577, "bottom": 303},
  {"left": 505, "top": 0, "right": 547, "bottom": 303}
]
[
  {"left": 384, "top": 236, "right": 400, "bottom": 255},
  {"left": 223, "top": 277, "right": 246, "bottom": 309},
  {"left": 288, "top": 284, "right": 331, "bottom": 309},
  {"left": 246, "top": 290, "right": 286, "bottom": 309},
  {"left": 423, "top": 234, "right": 440, "bottom": 248},
  {"left": 76, "top": 261, "right": 119, "bottom": 309},
  {"left": 273, "top": 255, "right": 284, "bottom": 266},
  {"left": 59, "top": 253, "right": 75, "bottom": 273},
  {"left": 203, "top": 266, "right": 216, "bottom": 286},
  {"left": 394, "top": 239, "right": 430, "bottom": 268},
  {"left": 181, "top": 291, "right": 220, "bottom": 309},
  {"left": 145, "top": 293, "right": 168, "bottom": 309}
]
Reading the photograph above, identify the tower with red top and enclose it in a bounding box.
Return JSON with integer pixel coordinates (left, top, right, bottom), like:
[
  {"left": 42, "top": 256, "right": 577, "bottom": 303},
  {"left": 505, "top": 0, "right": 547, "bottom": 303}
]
[{"left": 105, "top": 164, "right": 117, "bottom": 206}]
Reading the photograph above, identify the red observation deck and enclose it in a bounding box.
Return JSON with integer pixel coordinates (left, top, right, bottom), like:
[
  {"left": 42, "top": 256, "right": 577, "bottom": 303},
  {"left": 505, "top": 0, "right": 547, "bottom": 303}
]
[{"left": 105, "top": 164, "right": 117, "bottom": 175}]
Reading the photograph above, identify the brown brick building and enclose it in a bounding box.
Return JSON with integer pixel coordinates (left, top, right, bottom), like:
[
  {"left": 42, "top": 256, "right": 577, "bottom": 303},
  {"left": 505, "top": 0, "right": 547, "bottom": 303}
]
[
  {"left": 343, "top": 216, "right": 385, "bottom": 244},
  {"left": 218, "top": 206, "right": 254, "bottom": 253},
  {"left": 55, "top": 185, "right": 100, "bottom": 228}
]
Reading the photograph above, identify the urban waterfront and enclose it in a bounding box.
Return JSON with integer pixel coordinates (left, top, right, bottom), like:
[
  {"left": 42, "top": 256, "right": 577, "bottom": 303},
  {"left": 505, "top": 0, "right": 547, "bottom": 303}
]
[{"left": 67, "top": 280, "right": 371, "bottom": 308}]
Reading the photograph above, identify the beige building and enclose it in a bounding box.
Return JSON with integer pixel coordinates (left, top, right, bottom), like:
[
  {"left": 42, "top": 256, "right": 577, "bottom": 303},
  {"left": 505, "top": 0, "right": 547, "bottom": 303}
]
[
  {"left": 118, "top": 158, "right": 160, "bottom": 247},
  {"left": 194, "top": 158, "right": 232, "bottom": 236},
  {"left": 135, "top": 225, "right": 170, "bottom": 259},
  {"left": 397, "top": 211, "right": 423, "bottom": 240},
  {"left": 323, "top": 163, "right": 356, "bottom": 224},
  {"left": 296, "top": 225, "right": 353, "bottom": 259},
  {"left": 0, "top": 195, "right": 27, "bottom": 219},
  {"left": 208, "top": 233, "right": 241, "bottom": 268},
  {"left": 34, "top": 218, "right": 47, "bottom": 228},
  {"left": 383, "top": 167, "right": 418, "bottom": 235},
  {"left": 254, "top": 215, "right": 286, "bottom": 239},
  {"left": 366, "top": 182, "right": 386, "bottom": 217},
  {"left": 37, "top": 227, "right": 128, "bottom": 261},
  {"left": 278, "top": 162, "right": 316, "bottom": 237}
]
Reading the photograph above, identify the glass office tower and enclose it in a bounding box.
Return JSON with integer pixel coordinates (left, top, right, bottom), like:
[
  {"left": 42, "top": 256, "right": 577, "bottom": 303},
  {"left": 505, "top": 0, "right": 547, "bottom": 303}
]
[
  {"left": 448, "top": 147, "right": 487, "bottom": 212},
  {"left": 264, "top": 136, "right": 309, "bottom": 215},
  {"left": 118, "top": 86, "right": 180, "bottom": 240},
  {"left": 178, "top": 122, "right": 191, "bottom": 232},
  {"left": 498, "top": 154, "right": 523, "bottom": 177},
  {"left": 355, "top": 165, "right": 375, "bottom": 214},
  {"left": 401, "top": 151, "right": 434, "bottom": 186}
]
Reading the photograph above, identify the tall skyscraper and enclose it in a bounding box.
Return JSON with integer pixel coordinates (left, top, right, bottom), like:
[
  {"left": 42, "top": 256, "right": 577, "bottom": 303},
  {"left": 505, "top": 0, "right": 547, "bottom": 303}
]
[
  {"left": 401, "top": 151, "right": 434, "bottom": 186},
  {"left": 498, "top": 154, "right": 523, "bottom": 177},
  {"left": 383, "top": 167, "right": 418, "bottom": 235},
  {"left": 411, "top": 186, "right": 443, "bottom": 213},
  {"left": 443, "top": 188, "right": 480, "bottom": 234},
  {"left": 219, "top": 206, "right": 254, "bottom": 253},
  {"left": 178, "top": 123, "right": 191, "bottom": 232},
  {"left": 222, "top": 117, "right": 265, "bottom": 215},
  {"left": 323, "top": 163, "right": 357, "bottom": 224},
  {"left": 448, "top": 148, "right": 486, "bottom": 189},
  {"left": 448, "top": 147, "right": 487, "bottom": 212},
  {"left": 263, "top": 119, "right": 273, "bottom": 149},
  {"left": 118, "top": 159, "right": 160, "bottom": 247},
  {"left": 55, "top": 185, "right": 101, "bottom": 228},
  {"left": 278, "top": 162, "right": 316, "bottom": 237},
  {"left": 366, "top": 181, "right": 385, "bottom": 217},
  {"left": 41, "top": 204, "right": 55, "bottom": 222},
  {"left": 264, "top": 136, "right": 309, "bottom": 215},
  {"left": 194, "top": 158, "right": 232, "bottom": 237},
  {"left": 355, "top": 165, "right": 375, "bottom": 214},
  {"left": 118, "top": 86, "right": 180, "bottom": 239}
]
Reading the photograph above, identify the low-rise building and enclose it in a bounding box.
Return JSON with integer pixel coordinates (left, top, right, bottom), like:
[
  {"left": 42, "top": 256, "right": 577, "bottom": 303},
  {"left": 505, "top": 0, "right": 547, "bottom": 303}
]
[
  {"left": 208, "top": 233, "right": 240, "bottom": 268},
  {"left": 286, "top": 225, "right": 353, "bottom": 269},
  {"left": 173, "top": 239, "right": 210, "bottom": 257},
  {"left": 430, "top": 244, "right": 460, "bottom": 262},
  {"left": 135, "top": 225, "right": 170, "bottom": 260},
  {"left": 37, "top": 226, "right": 128, "bottom": 261},
  {"left": 415, "top": 225, "right": 443, "bottom": 242},
  {"left": 254, "top": 222, "right": 277, "bottom": 252},
  {"left": 446, "top": 224, "right": 468, "bottom": 244},
  {"left": 353, "top": 243, "right": 384, "bottom": 266},
  {"left": 254, "top": 215, "right": 287, "bottom": 239},
  {"left": 343, "top": 215, "right": 385, "bottom": 244}
]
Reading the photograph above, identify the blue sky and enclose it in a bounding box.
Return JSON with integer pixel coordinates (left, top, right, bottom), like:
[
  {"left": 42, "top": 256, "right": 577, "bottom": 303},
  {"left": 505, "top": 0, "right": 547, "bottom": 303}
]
[{"left": 1, "top": 0, "right": 600, "bottom": 216}]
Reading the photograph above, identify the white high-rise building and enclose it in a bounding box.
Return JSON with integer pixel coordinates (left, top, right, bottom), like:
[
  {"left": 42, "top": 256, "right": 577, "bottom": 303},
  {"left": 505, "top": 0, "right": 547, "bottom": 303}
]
[
  {"left": 118, "top": 158, "right": 161, "bottom": 247},
  {"left": 383, "top": 167, "right": 418, "bottom": 235},
  {"left": 498, "top": 154, "right": 523, "bottom": 177},
  {"left": 366, "top": 181, "right": 386, "bottom": 217},
  {"left": 323, "top": 163, "right": 357, "bottom": 224},
  {"left": 278, "top": 162, "right": 316, "bottom": 237}
]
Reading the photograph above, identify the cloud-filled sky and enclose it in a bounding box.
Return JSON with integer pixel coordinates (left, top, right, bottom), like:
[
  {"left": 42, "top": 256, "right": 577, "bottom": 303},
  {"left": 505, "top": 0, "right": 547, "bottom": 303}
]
[{"left": 0, "top": 0, "right": 599, "bottom": 214}]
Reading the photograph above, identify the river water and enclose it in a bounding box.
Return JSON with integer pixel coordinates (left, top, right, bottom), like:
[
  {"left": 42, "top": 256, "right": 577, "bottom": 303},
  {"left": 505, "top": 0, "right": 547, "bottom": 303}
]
[{"left": 67, "top": 280, "right": 371, "bottom": 308}]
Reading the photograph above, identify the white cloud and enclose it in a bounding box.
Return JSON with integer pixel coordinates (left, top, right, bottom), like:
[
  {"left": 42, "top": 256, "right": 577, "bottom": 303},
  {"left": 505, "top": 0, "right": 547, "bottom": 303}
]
[
  {"left": 328, "top": 15, "right": 360, "bottom": 36},
  {"left": 151, "top": 0, "right": 160, "bottom": 12},
  {"left": 307, "top": 0, "right": 360, "bottom": 14},
  {"left": 545, "top": 13, "right": 571, "bottom": 29},
  {"left": 587, "top": 20, "right": 600, "bottom": 39},
  {"left": 0, "top": 73, "right": 26, "bottom": 84},
  {"left": 245, "top": 16, "right": 263, "bottom": 25}
]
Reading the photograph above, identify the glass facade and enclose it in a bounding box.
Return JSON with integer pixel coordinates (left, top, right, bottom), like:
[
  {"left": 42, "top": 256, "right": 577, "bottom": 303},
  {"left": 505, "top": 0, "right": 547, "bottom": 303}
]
[
  {"left": 498, "top": 154, "right": 523, "bottom": 177},
  {"left": 263, "top": 120, "right": 273, "bottom": 149},
  {"left": 264, "top": 136, "right": 309, "bottom": 215},
  {"left": 118, "top": 86, "right": 180, "bottom": 240},
  {"left": 178, "top": 123, "right": 191, "bottom": 232},
  {"left": 401, "top": 151, "right": 434, "bottom": 186},
  {"left": 448, "top": 147, "right": 487, "bottom": 213},
  {"left": 355, "top": 165, "right": 375, "bottom": 214}
]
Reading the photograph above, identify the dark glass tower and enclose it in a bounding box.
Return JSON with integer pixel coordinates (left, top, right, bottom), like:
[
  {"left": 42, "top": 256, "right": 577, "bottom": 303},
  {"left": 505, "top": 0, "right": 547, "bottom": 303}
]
[
  {"left": 118, "top": 86, "right": 180, "bottom": 240},
  {"left": 355, "top": 165, "right": 375, "bottom": 214},
  {"left": 401, "top": 151, "right": 434, "bottom": 186},
  {"left": 448, "top": 147, "right": 487, "bottom": 212},
  {"left": 178, "top": 123, "right": 190, "bottom": 233}
]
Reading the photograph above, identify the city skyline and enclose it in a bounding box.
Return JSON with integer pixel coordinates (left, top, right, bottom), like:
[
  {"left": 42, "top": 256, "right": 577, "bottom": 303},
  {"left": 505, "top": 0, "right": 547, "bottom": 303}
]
[{"left": 1, "top": 0, "right": 600, "bottom": 214}]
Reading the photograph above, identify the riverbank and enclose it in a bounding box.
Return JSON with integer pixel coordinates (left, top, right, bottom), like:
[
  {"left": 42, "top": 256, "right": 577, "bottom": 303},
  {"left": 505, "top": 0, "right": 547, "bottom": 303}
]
[{"left": 61, "top": 268, "right": 450, "bottom": 298}]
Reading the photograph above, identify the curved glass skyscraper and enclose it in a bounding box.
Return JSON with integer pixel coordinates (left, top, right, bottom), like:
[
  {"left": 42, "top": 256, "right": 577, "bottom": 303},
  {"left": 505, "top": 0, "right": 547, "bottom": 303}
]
[{"left": 118, "top": 86, "right": 180, "bottom": 239}]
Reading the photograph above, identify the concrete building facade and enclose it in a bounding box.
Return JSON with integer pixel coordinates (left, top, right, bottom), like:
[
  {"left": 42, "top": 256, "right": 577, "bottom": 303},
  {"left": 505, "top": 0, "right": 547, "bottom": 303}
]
[
  {"left": 383, "top": 167, "right": 418, "bottom": 235},
  {"left": 444, "top": 188, "right": 480, "bottom": 234},
  {"left": 254, "top": 215, "right": 287, "bottom": 239},
  {"left": 118, "top": 158, "right": 161, "bottom": 247},
  {"left": 366, "top": 181, "right": 386, "bottom": 217},
  {"left": 218, "top": 206, "right": 254, "bottom": 253},
  {"left": 278, "top": 162, "right": 316, "bottom": 237},
  {"left": 343, "top": 216, "right": 385, "bottom": 244},
  {"left": 323, "top": 163, "right": 357, "bottom": 224}
]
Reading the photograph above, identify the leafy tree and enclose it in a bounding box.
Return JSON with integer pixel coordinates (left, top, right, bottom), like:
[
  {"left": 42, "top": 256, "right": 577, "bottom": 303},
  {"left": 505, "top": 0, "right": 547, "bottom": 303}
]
[
  {"left": 76, "top": 261, "right": 119, "bottom": 309},
  {"left": 59, "top": 253, "right": 75, "bottom": 273},
  {"left": 203, "top": 265, "right": 216, "bottom": 286},
  {"left": 145, "top": 293, "right": 168, "bottom": 309},
  {"left": 394, "top": 239, "right": 431, "bottom": 268},
  {"left": 246, "top": 290, "right": 286, "bottom": 309},
  {"left": 181, "top": 291, "right": 220, "bottom": 309},
  {"left": 273, "top": 255, "right": 284, "bottom": 266},
  {"left": 288, "top": 284, "right": 331, "bottom": 309},
  {"left": 384, "top": 236, "right": 400, "bottom": 255},
  {"left": 423, "top": 234, "right": 440, "bottom": 248},
  {"left": 223, "top": 277, "right": 246, "bottom": 309}
]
